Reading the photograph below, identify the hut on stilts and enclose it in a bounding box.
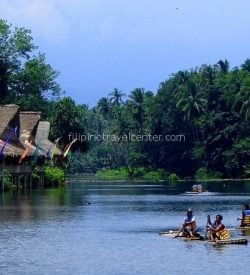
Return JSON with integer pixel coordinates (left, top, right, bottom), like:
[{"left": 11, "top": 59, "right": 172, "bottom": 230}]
[{"left": 0, "top": 104, "right": 61, "bottom": 191}]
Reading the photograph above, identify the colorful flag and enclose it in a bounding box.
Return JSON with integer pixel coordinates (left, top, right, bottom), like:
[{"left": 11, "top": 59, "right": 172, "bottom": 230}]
[
  {"left": 33, "top": 144, "right": 40, "bottom": 163},
  {"left": 0, "top": 127, "right": 17, "bottom": 160},
  {"left": 50, "top": 137, "right": 61, "bottom": 160},
  {"left": 18, "top": 140, "right": 32, "bottom": 164},
  {"left": 62, "top": 139, "right": 77, "bottom": 159},
  {"left": 33, "top": 138, "right": 44, "bottom": 163},
  {"left": 46, "top": 144, "right": 53, "bottom": 160}
]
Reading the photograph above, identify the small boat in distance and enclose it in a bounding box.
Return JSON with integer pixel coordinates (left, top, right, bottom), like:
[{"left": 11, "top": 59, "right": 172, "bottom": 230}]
[{"left": 185, "top": 184, "right": 207, "bottom": 194}]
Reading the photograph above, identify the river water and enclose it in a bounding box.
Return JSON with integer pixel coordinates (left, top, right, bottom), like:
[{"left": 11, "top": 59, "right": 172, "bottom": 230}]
[{"left": 0, "top": 180, "right": 249, "bottom": 275}]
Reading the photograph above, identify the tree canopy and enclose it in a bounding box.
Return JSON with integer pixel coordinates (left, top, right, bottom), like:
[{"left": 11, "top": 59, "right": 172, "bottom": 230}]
[
  {"left": 70, "top": 60, "right": 250, "bottom": 179},
  {"left": 0, "top": 19, "right": 61, "bottom": 112}
]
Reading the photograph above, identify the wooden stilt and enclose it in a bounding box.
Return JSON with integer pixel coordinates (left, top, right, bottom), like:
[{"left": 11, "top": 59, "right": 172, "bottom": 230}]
[
  {"left": 24, "top": 175, "right": 27, "bottom": 188},
  {"left": 18, "top": 176, "right": 21, "bottom": 189}
]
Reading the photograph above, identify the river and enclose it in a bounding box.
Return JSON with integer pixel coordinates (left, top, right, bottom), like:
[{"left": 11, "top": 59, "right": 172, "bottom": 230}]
[{"left": 0, "top": 180, "right": 249, "bottom": 274}]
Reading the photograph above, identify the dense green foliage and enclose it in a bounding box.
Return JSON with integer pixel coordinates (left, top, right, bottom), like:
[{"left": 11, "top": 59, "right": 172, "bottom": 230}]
[
  {"left": 49, "top": 97, "right": 88, "bottom": 151},
  {"left": 2, "top": 169, "right": 12, "bottom": 191},
  {"left": 0, "top": 19, "right": 61, "bottom": 114},
  {"left": 44, "top": 166, "right": 65, "bottom": 184},
  {"left": 96, "top": 168, "right": 129, "bottom": 180},
  {"left": 96, "top": 167, "right": 168, "bottom": 181},
  {"left": 1, "top": 19, "right": 250, "bottom": 179},
  {"left": 70, "top": 62, "right": 250, "bottom": 179}
]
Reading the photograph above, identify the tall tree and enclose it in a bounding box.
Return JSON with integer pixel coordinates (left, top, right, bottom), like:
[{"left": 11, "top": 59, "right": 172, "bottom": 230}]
[
  {"left": 241, "top": 59, "right": 250, "bottom": 73},
  {"left": 97, "top": 97, "right": 111, "bottom": 120},
  {"left": 0, "top": 19, "right": 61, "bottom": 109},
  {"left": 217, "top": 59, "right": 230, "bottom": 74},
  {"left": 109, "top": 88, "right": 126, "bottom": 106},
  {"left": 50, "top": 97, "right": 87, "bottom": 151},
  {"left": 176, "top": 81, "right": 207, "bottom": 121},
  {"left": 127, "top": 88, "right": 145, "bottom": 132},
  {"left": 0, "top": 19, "right": 35, "bottom": 100}
]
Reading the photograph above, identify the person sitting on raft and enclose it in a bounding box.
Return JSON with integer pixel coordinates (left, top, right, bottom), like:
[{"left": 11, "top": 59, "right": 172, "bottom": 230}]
[
  {"left": 197, "top": 184, "right": 204, "bottom": 193},
  {"left": 175, "top": 209, "right": 197, "bottom": 238},
  {"left": 192, "top": 185, "right": 198, "bottom": 192},
  {"left": 206, "top": 214, "right": 230, "bottom": 241},
  {"left": 192, "top": 184, "right": 204, "bottom": 193},
  {"left": 240, "top": 204, "right": 250, "bottom": 227}
]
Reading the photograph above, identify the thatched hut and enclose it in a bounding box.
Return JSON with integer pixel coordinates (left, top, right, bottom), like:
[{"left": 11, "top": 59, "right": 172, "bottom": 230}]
[
  {"left": 0, "top": 105, "right": 24, "bottom": 158},
  {"left": 0, "top": 104, "right": 62, "bottom": 190}
]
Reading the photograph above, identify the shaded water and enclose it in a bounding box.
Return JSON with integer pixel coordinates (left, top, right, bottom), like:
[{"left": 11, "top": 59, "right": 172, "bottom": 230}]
[{"left": 0, "top": 180, "right": 250, "bottom": 274}]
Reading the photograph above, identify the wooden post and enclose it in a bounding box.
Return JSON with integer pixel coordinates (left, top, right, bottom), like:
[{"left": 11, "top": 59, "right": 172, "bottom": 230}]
[
  {"left": 24, "top": 175, "right": 27, "bottom": 188},
  {"left": 38, "top": 174, "right": 41, "bottom": 187},
  {"left": 29, "top": 174, "right": 32, "bottom": 189},
  {"left": 18, "top": 175, "right": 21, "bottom": 189},
  {"left": 1, "top": 171, "right": 3, "bottom": 192},
  {"left": 2, "top": 159, "right": 4, "bottom": 192}
]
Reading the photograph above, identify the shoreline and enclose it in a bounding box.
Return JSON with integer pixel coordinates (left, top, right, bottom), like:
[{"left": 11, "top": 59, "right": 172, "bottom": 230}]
[{"left": 66, "top": 176, "right": 250, "bottom": 183}]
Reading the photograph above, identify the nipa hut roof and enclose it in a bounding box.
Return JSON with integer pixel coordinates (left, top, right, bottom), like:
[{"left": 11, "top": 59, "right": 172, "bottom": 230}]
[
  {"left": 0, "top": 105, "right": 61, "bottom": 157},
  {"left": 35, "top": 121, "right": 61, "bottom": 156},
  {"left": 19, "top": 111, "right": 41, "bottom": 142},
  {"left": 0, "top": 104, "right": 25, "bottom": 156},
  {"left": 0, "top": 104, "right": 19, "bottom": 138}
]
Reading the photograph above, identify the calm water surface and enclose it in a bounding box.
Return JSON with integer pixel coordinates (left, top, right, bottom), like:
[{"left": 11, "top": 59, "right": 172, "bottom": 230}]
[{"left": 0, "top": 180, "right": 250, "bottom": 275}]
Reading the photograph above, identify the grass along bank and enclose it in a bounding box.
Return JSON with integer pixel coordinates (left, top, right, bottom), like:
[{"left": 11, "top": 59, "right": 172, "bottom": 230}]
[
  {"left": 94, "top": 167, "right": 250, "bottom": 182},
  {"left": 95, "top": 167, "right": 178, "bottom": 181}
]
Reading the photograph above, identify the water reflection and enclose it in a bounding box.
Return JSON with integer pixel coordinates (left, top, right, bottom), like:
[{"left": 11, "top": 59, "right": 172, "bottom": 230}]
[
  {"left": 0, "top": 187, "right": 91, "bottom": 224},
  {"left": 204, "top": 242, "right": 231, "bottom": 253},
  {"left": 240, "top": 228, "right": 250, "bottom": 237},
  {"left": 65, "top": 179, "right": 250, "bottom": 196}
]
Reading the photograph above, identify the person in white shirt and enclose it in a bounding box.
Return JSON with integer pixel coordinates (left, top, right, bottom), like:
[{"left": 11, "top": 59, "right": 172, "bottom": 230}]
[{"left": 175, "top": 209, "right": 197, "bottom": 238}]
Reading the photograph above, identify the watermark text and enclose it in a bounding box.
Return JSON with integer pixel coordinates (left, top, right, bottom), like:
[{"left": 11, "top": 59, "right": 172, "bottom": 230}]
[{"left": 68, "top": 132, "right": 185, "bottom": 143}]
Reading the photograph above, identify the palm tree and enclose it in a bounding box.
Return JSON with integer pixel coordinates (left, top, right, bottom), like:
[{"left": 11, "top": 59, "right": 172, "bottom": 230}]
[
  {"left": 217, "top": 59, "right": 230, "bottom": 74},
  {"left": 200, "top": 65, "right": 217, "bottom": 86},
  {"left": 109, "top": 88, "right": 126, "bottom": 106},
  {"left": 222, "top": 69, "right": 250, "bottom": 121},
  {"left": 113, "top": 112, "right": 132, "bottom": 138},
  {"left": 176, "top": 81, "right": 207, "bottom": 121},
  {"left": 176, "top": 70, "right": 189, "bottom": 84},
  {"left": 240, "top": 95, "right": 250, "bottom": 121},
  {"left": 232, "top": 83, "right": 250, "bottom": 121},
  {"left": 241, "top": 59, "right": 250, "bottom": 73},
  {"left": 97, "top": 97, "right": 111, "bottom": 120},
  {"left": 176, "top": 81, "right": 207, "bottom": 167},
  {"left": 128, "top": 88, "right": 145, "bottom": 132}
]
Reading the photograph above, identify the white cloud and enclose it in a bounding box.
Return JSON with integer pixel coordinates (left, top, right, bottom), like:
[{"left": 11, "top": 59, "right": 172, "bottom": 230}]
[
  {"left": 0, "top": 0, "right": 71, "bottom": 45},
  {"left": 1, "top": 0, "right": 250, "bottom": 47}
]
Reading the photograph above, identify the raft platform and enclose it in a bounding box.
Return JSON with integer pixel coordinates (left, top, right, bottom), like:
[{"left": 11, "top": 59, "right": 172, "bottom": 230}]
[{"left": 159, "top": 231, "right": 248, "bottom": 245}]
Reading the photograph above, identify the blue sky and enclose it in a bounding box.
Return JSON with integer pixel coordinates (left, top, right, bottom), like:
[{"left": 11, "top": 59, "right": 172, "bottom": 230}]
[{"left": 1, "top": 0, "right": 250, "bottom": 106}]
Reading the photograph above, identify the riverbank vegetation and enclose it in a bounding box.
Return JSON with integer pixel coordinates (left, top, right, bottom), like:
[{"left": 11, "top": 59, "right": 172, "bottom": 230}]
[
  {"left": 44, "top": 166, "right": 65, "bottom": 185},
  {"left": 1, "top": 19, "right": 250, "bottom": 180},
  {"left": 96, "top": 168, "right": 170, "bottom": 181},
  {"left": 68, "top": 60, "right": 250, "bottom": 180}
]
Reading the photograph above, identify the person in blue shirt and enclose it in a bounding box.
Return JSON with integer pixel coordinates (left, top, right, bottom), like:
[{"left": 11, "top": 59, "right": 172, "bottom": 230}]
[
  {"left": 242, "top": 204, "right": 250, "bottom": 217},
  {"left": 240, "top": 204, "right": 250, "bottom": 227},
  {"left": 175, "top": 209, "right": 197, "bottom": 238}
]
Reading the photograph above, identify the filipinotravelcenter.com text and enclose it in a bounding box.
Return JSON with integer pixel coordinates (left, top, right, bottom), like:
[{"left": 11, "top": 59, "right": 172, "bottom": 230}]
[{"left": 68, "top": 132, "right": 186, "bottom": 143}]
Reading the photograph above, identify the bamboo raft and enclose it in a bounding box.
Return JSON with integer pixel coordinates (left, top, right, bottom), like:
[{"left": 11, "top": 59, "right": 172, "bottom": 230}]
[
  {"left": 159, "top": 231, "right": 248, "bottom": 245},
  {"left": 211, "top": 238, "right": 248, "bottom": 245},
  {"left": 185, "top": 191, "right": 207, "bottom": 195},
  {"left": 234, "top": 226, "right": 250, "bottom": 231}
]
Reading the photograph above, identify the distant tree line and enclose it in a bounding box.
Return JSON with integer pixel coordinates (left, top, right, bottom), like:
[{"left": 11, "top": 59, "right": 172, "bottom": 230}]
[{"left": 1, "top": 19, "right": 250, "bottom": 179}]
